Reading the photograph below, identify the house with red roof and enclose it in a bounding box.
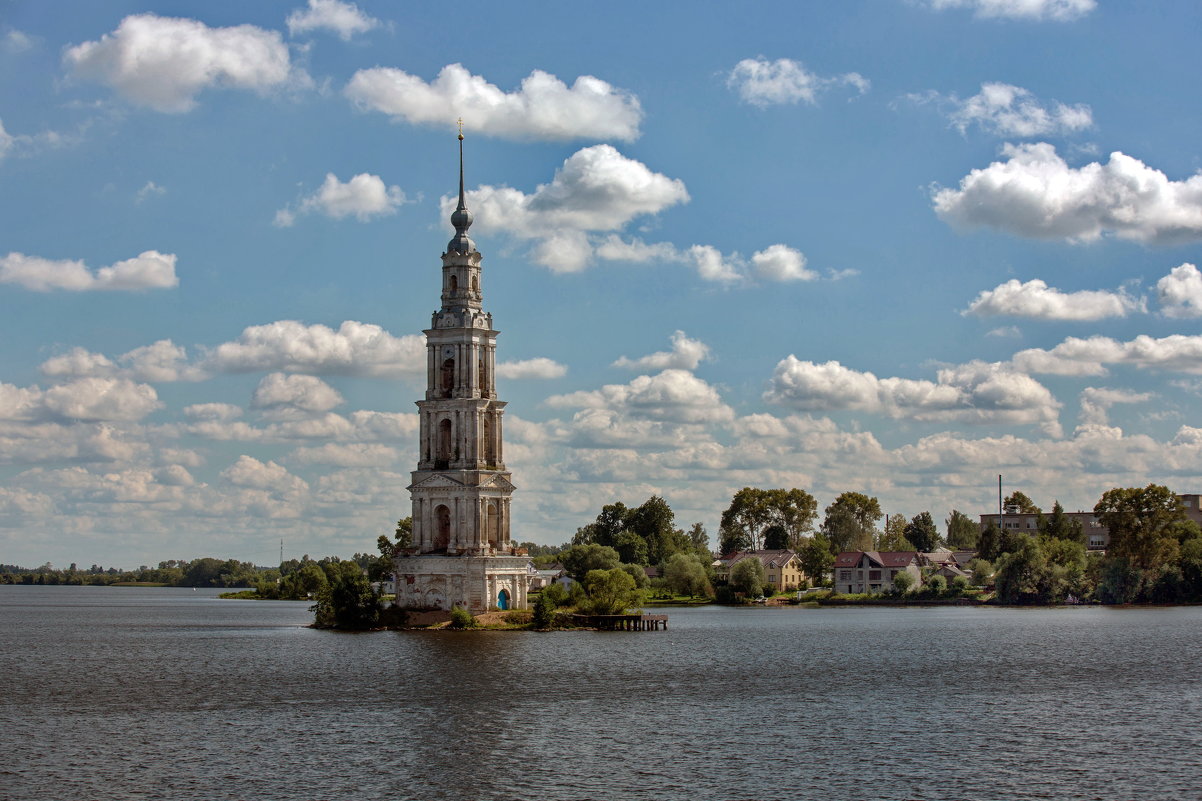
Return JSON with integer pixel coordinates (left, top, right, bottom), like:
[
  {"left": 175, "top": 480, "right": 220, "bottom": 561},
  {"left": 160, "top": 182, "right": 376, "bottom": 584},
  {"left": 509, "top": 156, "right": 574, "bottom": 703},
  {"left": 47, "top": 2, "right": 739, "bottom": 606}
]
[{"left": 833, "top": 551, "right": 921, "bottom": 594}]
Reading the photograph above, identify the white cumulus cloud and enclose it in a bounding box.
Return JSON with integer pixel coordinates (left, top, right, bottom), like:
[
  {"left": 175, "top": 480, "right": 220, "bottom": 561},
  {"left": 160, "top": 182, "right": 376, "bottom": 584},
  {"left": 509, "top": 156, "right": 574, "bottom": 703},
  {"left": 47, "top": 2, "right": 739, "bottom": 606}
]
[
  {"left": 727, "top": 57, "right": 868, "bottom": 107},
  {"left": 0, "top": 378, "right": 162, "bottom": 423},
  {"left": 345, "top": 63, "right": 642, "bottom": 141},
  {"left": 495, "top": 358, "right": 567, "bottom": 380},
  {"left": 1078, "top": 387, "right": 1153, "bottom": 428},
  {"left": 220, "top": 455, "right": 307, "bottom": 494},
  {"left": 0, "top": 118, "right": 12, "bottom": 161},
  {"left": 64, "top": 14, "right": 299, "bottom": 112},
  {"left": 750, "top": 244, "right": 817, "bottom": 281},
  {"left": 276, "top": 172, "right": 407, "bottom": 226},
  {"left": 289, "top": 442, "right": 398, "bottom": 467},
  {"left": 926, "top": 0, "right": 1095, "bottom": 21},
  {"left": 613, "top": 331, "right": 711, "bottom": 372},
  {"left": 1012, "top": 334, "right": 1202, "bottom": 376},
  {"left": 286, "top": 0, "right": 380, "bottom": 40},
  {"left": 1156, "top": 262, "right": 1202, "bottom": 318},
  {"left": 934, "top": 143, "right": 1202, "bottom": 245},
  {"left": 449, "top": 144, "right": 688, "bottom": 272},
  {"left": 547, "top": 369, "right": 734, "bottom": 425},
  {"left": 0, "top": 251, "right": 178, "bottom": 292},
  {"left": 594, "top": 236, "right": 816, "bottom": 285},
  {"left": 252, "top": 373, "right": 344, "bottom": 413},
  {"left": 764, "top": 356, "right": 1062, "bottom": 433},
  {"left": 40, "top": 340, "right": 203, "bottom": 382},
  {"left": 964, "top": 278, "right": 1143, "bottom": 320},
  {"left": 928, "top": 82, "right": 1092, "bottom": 137},
  {"left": 204, "top": 320, "right": 425, "bottom": 377}
]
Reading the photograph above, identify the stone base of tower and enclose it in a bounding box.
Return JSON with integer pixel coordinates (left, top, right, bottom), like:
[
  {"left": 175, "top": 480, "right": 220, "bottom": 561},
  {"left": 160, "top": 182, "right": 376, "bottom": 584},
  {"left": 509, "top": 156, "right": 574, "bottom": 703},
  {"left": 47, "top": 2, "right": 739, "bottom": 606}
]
[{"left": 392, "top": 554, "right": 531, "bottom": 613}]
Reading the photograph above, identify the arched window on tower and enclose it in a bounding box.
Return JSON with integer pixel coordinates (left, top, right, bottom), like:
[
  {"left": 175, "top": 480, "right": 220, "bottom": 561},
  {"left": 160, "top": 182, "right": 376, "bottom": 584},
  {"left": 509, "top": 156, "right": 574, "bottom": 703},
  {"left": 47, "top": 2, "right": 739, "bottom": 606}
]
[
  {"left": 437, "top": 418, "right": 452, "bottom": 467},
  {"left": 449, "top": 274, "right": 458, "bottom": 294},
  {"left": 483, "top": 414, "right": 495, "bottom": 465},
  {"left": 434, "top": 505, "right": 451, "bottom": 550},
  {"left": 478, "top": 359, "right": 486, "bottom": 396},
  {"left": 472, "top": 274, "right": 479, "bottom": 294},
  {"left": 441, "top": 358, "right": 454, "bottom": 397},
  {"left": 486, "top": 502, "right": 499, "bottom": 550}
]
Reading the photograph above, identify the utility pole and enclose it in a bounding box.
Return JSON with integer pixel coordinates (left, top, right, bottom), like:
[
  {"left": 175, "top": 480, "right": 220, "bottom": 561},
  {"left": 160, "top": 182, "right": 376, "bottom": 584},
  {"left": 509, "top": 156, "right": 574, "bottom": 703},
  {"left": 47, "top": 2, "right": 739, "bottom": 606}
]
[{"left": 998, "top": 474, "right": 1004, "bottom": 536}]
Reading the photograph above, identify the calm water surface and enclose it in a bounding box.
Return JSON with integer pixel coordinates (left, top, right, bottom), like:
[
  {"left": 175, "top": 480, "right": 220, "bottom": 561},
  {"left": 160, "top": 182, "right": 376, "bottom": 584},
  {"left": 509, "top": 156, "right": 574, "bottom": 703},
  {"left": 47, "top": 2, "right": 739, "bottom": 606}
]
[{"left": 2, "top": 586, "right": 1200, "bottom": 801}]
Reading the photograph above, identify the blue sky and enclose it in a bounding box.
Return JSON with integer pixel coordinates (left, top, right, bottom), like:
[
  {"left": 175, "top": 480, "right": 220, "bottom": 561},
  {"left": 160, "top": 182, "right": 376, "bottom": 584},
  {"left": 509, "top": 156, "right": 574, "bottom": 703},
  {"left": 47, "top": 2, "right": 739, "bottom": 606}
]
[{"left": 3, "top": 0, "right": 1202, "bottom": 568}]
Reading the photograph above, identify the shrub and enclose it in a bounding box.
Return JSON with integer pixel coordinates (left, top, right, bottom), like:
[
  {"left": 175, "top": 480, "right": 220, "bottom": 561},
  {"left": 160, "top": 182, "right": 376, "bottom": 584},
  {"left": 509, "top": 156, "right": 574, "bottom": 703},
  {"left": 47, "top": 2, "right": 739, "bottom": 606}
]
[
  {"left": 532, "top": 592, "right": 557, "bottom": 629},
  {"left": 448, "top": 605, "right": 476, "bottom": 629},
  {"left": 924, "top": 574, "right": 948, "bottom": 597},
  {"left": 966, "top": 557, "right": 993, "bottom": 586},
  {"left": 542, "top": 581, "right": 569, "bottom": 607},
  {"left": 951, "top": 575, "right": 971, "bottom": 595},
  {"left": 892, "top": 571, "right": 915, "bottom": 595},
  {"left": 504, "top": 610, "right": 532, "bottom": 626}
]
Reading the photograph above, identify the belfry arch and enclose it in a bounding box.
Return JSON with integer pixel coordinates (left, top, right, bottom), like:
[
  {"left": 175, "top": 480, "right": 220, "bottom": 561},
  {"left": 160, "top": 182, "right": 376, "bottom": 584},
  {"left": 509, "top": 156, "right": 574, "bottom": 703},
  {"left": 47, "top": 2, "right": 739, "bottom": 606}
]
[
  {"left": 441, "top": 357, "right": 454, "bottom": 397},
  {"left": 433, "top": 505, "right": 451, "bottom": 550}
]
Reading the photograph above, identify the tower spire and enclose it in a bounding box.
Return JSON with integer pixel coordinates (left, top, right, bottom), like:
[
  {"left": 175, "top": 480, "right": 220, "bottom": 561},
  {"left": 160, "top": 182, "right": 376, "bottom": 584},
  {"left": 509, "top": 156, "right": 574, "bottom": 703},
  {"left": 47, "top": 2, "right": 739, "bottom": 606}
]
[{"left": 448, "top": 118, "right": 474, "bottom": 254}]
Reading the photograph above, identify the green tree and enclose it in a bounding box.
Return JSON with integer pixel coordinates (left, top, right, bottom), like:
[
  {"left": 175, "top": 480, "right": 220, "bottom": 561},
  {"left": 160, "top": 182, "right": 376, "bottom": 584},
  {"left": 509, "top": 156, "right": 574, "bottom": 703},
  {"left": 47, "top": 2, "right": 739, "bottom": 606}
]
[
  {"left": 821, "top": 492, "right": 882, "bottom": 554},
  {"left": 559, "top": 543, "right": 621, "bottom": 582},
  {"left": 182, "top": 557, "right": 226, "bottom": 587},
  {"left": 311, "top": 561, "right": 380, "bottom": 629},
  {"left": 797, "top": 534, "right": 835, "bottom": 586},
  {"left": 762, "top": 524, "right": 789, "bottom": 550},
  {"left": 279, "top": 561, "right": 329, "bottom": 600},
  {"left": 687, "top": 522, "right": 710, "bottom": 555},
  {"left": 1039, "top": 501, "right": 1083, "bottom": 543},
  {"left": 532, "top": 592, "right": 557, "bottom": 629},
  {"left": 1095, "top": 557, "right": 1143, "bottom": 604},
  {"left": 663, "top": 552, "right": 712, "bottom": 598},
  {"left": 993, "top": 535, "right": 1043, "bottom": 604},
  {"left": 394, "top": 517, "right": 413, "bottom": 550},
  {"left": 620, "top": 562, "right": 650, "bottom": 589},
  {"left": 945, "top": 509, "right": 978, "bottom": 549},
  {"left": 629, "top": 496, "right": 687, "bottom": 564},
  {"left": 877, "top": 514, "right": 914, "bottom": 551},
  {"left": 613, "top": 530, "right": 649, "bottom": 566},
  {"left": 581, "top": 568, "right": 642, "bottom": 615},
  {"left": 1005, "top": 491, "right": 1041, "bottom": 514},
  {"left": 1094, "top": 485, "right": 1186, "bottom": 571},
  {"left": 904, "top": 512, "right": 939, "bottom": 552},
  {"left": 448, "top": 605, "right": 476, "bottom": 629},
  {"left": 719, "top": 488, "right": 775, "bottom": 553},
  {"left": 977, "top": 521, "right": 1002, "bottom": 562},
  {"left": 729, "top": 557, "right": 766, "bottom": 597},
  {"left": 892, "top": 571, "right": 915, "bottom": 594},
  {"left": 719, "top": 487, "right": 817, "bottom": 553},
  {"left": 966, "top": 557, "right": 993, "bottom": 586},
  {"left": 924, "top": 574, "right": 948, "bottom": 596}
]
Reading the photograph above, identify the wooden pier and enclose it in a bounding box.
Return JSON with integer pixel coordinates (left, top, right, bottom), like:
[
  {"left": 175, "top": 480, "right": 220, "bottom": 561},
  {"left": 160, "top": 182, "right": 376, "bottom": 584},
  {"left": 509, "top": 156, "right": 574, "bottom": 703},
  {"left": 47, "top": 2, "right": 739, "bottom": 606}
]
[{"left": 572, "top": 613, "right": 668, "bottom": 631}]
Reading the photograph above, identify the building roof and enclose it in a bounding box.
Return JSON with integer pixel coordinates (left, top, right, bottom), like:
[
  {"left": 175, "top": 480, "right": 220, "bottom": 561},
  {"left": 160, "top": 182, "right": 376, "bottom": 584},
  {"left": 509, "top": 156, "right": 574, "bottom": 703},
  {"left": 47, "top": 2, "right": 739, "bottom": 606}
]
[
  {"left": 834, "top": 551, "right": 918, "bottom": 568},
  {"left": 715, "top": 549, "right": 798, "bottom": 569}
]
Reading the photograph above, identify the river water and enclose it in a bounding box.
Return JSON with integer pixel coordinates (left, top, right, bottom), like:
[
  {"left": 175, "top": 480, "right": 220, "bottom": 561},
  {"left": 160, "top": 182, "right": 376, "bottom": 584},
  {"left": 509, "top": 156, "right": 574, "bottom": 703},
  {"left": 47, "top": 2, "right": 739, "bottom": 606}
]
[{"left": 2, "top": 586, "right": 1200, "bottom": 801}]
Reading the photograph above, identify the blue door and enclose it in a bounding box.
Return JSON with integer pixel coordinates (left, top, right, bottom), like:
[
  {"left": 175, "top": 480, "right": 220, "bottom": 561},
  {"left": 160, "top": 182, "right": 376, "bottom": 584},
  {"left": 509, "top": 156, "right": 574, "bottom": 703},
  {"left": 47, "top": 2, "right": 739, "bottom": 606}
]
[{"left": 497, "top": 588, "right": 510, "bottom": 610}]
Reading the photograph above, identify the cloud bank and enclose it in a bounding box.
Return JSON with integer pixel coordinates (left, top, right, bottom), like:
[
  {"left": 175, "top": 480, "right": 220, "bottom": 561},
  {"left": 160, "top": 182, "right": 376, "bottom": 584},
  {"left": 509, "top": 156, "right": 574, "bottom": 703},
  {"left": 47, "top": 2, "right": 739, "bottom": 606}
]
[
  {"left": 65, "top": 14, "right": 299, "bottom": 112},
  {"left": 934, "top": 143, "right": 1202, "bottom": 244},
  {"left": 346, "top": 63, "right": 642, "bottom": 142}
]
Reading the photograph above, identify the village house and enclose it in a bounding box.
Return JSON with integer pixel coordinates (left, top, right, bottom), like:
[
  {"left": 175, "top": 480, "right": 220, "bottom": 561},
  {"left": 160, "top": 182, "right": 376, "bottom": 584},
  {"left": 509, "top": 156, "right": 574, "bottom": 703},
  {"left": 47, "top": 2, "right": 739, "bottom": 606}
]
[
  {"left": 833, "top": 551, "right": 922, "bottom": 594},
  {"left": 713, "top": 550, "right": 805, "bottom": 593}
]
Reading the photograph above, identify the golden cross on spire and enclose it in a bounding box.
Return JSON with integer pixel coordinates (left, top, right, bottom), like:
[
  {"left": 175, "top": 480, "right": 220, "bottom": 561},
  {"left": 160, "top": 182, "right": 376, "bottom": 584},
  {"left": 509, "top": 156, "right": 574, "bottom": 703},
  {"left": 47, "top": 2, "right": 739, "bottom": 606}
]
[{"left": 456, "top": 117, "right": 464, "bottom": 140}]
